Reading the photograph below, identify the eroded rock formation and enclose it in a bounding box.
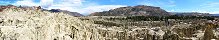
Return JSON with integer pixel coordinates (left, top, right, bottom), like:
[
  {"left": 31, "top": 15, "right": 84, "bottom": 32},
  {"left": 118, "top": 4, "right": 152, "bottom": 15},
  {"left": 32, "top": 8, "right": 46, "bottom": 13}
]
[
  {"left": 0, "top": 8, "right": 90, "bottom": 40},
  {"left": 0, "top": 6, "right": 219, "bottom": 40}
]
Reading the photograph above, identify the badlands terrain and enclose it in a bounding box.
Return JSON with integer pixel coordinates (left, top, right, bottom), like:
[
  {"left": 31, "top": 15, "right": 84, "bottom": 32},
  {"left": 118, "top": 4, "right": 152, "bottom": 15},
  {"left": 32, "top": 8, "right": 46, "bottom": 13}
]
[{"left": 0, "top": 5, "right": 219, "bottom": 40}]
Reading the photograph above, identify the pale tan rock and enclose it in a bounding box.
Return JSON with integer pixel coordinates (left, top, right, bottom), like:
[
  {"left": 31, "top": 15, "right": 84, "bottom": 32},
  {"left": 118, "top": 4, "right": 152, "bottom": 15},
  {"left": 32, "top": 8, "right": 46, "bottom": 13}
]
[{"left": 0, "top": 8, "right": 219, "bottom": 40}]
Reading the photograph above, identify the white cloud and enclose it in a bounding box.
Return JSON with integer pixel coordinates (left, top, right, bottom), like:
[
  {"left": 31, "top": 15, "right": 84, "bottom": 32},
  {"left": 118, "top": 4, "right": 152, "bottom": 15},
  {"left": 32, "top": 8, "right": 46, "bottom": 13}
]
[
  {"left": 40, "top": 0, "right": 53, "bottom": 4},
  {"left": 138, "top": 0, "right": 156, "bottom": 6},
  {"left": 198, "top": 2, "right": 219, "bottom": 14},
  {"left": 139, "top": 0, "right": 176, "bottom": 7},
  {"left": 170, "top": 9, "right": 175, "bottom": 12},
  {"left": 139, "top": 2, "right": 155, "bottom": 6},
  {"left": 13, "top": 0, "right": 40, "bottom": 6},
  {"left": 200, "top": 2, "right": 219, "bottom": 8},
  {"left": 205, "top": 11, "right": 219, "bottom": 14},
  {"left": 81, "top": 5, "right": 126, "bottom": 15},
  {"left": 12, "top": 0, "right": 126, "bottom": 15},
  {"left": 40, "top": 0, "right": 53, "bottom": 6},
  {"left": 0, "top": 1, "right": 10, "bottom": 4},
  {"left": 191, "top": 10, "right": 219, "bottom": 14}
]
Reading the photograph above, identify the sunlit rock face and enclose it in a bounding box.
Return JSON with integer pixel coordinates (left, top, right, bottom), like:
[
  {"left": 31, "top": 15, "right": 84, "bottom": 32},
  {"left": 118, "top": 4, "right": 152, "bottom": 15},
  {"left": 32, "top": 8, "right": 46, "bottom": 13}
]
[
  {"left": 0, "top": 8, "right": 91, "bottom": 40},
  {"left": 0, "top": 8, "right": 219, "bottom": 40}
]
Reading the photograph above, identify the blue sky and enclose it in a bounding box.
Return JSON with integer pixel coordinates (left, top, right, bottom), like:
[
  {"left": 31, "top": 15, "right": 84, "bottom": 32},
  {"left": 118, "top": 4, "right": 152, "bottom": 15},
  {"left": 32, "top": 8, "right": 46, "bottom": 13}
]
[{"left": 1, "top": 0, "right": 219, "bottom": 15}]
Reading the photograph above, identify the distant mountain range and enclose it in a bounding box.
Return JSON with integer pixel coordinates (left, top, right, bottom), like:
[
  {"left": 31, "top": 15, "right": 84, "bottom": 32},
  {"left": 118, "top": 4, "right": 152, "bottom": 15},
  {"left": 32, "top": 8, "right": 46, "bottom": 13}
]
[
  {"left": 211, "top": 14, "right": 219, "bottom": 16},
  {"left": 169, "top": 12, "right": 211, "bottom": 16},
  {"left": 1, "top": 5, "right": 219, "bottom": 17},
  {"left": 89, "top": 5, "right": 219, "bottom": 17}
]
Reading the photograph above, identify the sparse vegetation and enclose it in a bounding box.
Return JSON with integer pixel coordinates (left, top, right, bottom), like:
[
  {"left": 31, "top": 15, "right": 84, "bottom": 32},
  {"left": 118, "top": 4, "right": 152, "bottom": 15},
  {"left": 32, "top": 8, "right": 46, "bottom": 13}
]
[
  {"left": 94, "top": 21, "right": 122, "bottom": 27},
  {"left": 105, "top": 15, "right": 215, "bottom": 21}
]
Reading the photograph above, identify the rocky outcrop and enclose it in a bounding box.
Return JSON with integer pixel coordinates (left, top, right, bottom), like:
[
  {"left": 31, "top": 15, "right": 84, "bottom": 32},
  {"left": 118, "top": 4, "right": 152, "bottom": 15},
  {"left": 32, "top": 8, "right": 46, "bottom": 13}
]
[
  {"left": 0, "top": 8, "right": 91, "bottom": 40},
  {"left": 0, "top": 5, "right": 17, "bottom": 12},
  {"left": 1, "top": 5, "right": 83, "bottom": 17},
  {"left": 89, "top": 5, "right": 170, "bottom": 16}
]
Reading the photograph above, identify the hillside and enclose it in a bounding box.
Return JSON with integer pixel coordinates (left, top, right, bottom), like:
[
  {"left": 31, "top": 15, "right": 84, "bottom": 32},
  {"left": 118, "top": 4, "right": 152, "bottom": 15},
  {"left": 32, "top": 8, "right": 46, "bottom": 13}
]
[{"left": 89, "top": 5, "right": 170, "bottom": 16}]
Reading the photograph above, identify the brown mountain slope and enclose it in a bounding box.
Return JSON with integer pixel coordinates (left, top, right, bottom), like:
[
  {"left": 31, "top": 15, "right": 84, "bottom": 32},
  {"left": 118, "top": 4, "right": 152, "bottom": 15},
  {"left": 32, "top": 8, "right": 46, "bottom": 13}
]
[{"left": 89, "top": 5, "right": 170, "bottom": 16}]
